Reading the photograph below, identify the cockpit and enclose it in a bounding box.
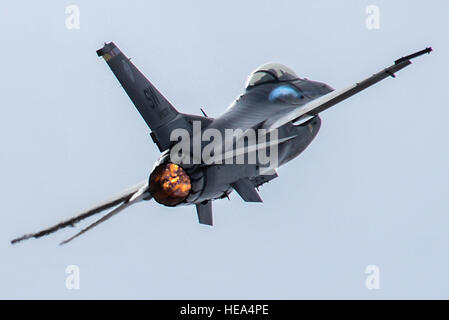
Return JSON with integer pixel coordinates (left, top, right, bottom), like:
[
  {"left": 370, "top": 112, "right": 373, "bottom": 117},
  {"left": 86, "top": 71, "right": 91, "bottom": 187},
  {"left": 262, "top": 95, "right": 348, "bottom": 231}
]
[{"left": 245, "top": 63, "right": 300, "bottom": 89}]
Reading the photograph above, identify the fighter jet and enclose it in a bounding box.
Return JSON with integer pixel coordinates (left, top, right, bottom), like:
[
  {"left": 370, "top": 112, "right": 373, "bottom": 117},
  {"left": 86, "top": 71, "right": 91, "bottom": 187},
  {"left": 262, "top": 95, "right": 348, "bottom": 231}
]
[{"left": 11, "top": 43, "right": 432, "bottom": 245}]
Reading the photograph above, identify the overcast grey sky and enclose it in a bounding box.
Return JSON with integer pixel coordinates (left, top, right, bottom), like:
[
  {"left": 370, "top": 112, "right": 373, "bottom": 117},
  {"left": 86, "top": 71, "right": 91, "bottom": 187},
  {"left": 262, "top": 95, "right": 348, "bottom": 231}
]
[{"left": 1, "top": 0, "right": 448, "bottom": 299}]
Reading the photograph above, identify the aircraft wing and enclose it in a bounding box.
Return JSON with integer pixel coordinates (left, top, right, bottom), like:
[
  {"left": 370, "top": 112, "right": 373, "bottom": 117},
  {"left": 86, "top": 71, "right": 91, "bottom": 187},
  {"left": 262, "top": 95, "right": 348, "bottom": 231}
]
[
  {"left": 11, "top": 181, "right": 149, "bottom": 244},
  {"left": 264, "top": 47, "right": 432, "bottom": 130}
]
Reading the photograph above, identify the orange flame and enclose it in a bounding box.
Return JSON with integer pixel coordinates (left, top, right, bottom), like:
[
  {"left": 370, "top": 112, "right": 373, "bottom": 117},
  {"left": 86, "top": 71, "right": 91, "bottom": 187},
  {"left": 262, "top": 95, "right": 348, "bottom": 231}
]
[{"left": 150, "top": 163, "right": 191, "bottom": 206}]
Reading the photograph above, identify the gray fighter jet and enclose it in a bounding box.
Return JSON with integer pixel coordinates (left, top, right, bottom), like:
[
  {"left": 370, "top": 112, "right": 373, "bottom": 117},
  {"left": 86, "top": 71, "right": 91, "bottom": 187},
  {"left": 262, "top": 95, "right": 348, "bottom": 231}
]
[{"left": 12, "top": 43, "right": 432, "bottom": 245}]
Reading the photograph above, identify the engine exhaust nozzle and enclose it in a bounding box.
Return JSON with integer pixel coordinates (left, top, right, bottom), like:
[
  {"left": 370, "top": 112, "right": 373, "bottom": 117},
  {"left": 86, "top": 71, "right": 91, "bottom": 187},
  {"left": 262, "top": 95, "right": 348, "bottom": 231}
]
[{"left": 149, "top": 163, "right": 191, "bottom": 206}]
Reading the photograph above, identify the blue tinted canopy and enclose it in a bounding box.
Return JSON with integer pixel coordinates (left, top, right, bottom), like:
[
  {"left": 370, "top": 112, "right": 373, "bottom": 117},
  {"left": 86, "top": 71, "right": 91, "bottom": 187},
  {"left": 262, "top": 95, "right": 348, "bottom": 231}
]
[{"left": 269, "top": 85, "right": 303, "bottom": 102}]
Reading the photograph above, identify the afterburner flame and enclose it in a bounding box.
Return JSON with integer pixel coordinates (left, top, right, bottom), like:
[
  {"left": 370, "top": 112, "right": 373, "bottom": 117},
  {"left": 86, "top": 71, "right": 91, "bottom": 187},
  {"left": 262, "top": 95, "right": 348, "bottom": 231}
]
[{"left": 149, "top": 163, "right": 191, "bottom": 206}]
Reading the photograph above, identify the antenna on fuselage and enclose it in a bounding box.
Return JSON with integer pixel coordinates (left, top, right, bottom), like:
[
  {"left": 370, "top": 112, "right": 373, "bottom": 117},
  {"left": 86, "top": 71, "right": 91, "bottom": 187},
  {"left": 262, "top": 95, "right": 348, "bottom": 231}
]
[{"left": 200, "top": 107, "right": 208, "bottom": 117}]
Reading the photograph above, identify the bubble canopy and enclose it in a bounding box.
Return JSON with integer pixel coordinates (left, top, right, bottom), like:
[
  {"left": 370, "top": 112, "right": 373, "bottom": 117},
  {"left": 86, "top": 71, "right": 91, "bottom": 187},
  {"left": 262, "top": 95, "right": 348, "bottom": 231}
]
[{"left": 245, "top": 63, "right": 300, "bottom": 88}]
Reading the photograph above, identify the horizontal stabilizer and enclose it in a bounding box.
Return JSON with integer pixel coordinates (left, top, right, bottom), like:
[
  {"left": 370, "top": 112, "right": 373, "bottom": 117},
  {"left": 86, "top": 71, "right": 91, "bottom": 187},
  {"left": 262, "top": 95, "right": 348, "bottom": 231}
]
[{"left": 231, "top": 178, "right": 263, "bottom": 202}]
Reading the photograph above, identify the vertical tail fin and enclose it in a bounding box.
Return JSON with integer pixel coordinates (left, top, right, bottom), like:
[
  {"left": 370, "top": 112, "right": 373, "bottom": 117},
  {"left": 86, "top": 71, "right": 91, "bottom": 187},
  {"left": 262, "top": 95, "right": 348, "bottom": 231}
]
[{"left": 97, "top": 42, "right": 179, "bottom": 131}]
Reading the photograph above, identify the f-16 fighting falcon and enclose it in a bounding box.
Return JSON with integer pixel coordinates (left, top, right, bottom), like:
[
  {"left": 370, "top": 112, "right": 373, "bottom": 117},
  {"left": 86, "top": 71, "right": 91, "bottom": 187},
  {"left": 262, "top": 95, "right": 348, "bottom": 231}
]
[{"left": 12, "top": 43, "right": 432, "bottom": 245}]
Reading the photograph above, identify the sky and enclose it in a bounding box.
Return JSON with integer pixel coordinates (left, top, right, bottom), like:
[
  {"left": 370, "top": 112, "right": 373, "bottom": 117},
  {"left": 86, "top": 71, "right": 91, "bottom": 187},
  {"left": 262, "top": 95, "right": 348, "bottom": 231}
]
[{"left": 1, "top": 0, "right": 448, "bottom": 299}]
